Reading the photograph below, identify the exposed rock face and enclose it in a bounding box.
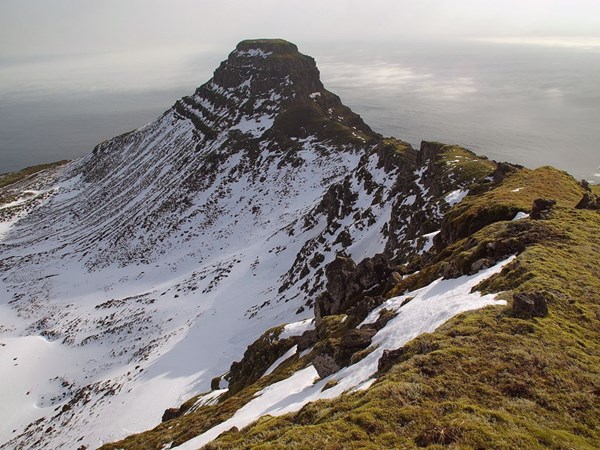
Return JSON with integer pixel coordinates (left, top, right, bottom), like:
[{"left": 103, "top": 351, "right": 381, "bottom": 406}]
[
  {"left": 315, "top": 254, "right": 394, "bottom": 321},
  {"left": 312, "top": 328, "right": 376, "bottom": 378},
  {"left": 313, "top": 353, "right": 340, "bottom": 378},
  {"left": 512, "top": 292, "right": 549, "bottom": 318},
  {"left": 161, "top": 407, "right": 182, "bottom": 423}
]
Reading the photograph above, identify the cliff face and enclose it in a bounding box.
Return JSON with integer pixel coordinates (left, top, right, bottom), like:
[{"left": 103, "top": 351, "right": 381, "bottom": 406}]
[{"left": 1, "top": 40, "right": 598, "bottom": 450}]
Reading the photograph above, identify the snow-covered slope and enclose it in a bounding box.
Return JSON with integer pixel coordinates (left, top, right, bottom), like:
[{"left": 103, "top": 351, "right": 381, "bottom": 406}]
[{"left": 0, "top": 40, "right": 496, "bottom": 450}]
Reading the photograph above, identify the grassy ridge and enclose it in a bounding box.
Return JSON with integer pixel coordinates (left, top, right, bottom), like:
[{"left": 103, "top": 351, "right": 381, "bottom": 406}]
[{"left": 0, "top": 160, "right": 69, "bottom": 189}]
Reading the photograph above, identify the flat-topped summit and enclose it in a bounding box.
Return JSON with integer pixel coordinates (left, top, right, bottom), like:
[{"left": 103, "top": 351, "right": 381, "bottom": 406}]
[
  {"left": 212, "top": 38, "right": 322, "bottom": 94},
  {"left": 234, "top": 38, "right": 300, "bottom": 55}
]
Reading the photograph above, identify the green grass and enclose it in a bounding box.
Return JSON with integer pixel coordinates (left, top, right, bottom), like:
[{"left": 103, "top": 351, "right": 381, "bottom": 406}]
[
  {"left": 435, "top": 144, "right": 496, "bottom": 187},
  {"left": 0, "top": 160, "right": 69, "bottom": 189}
]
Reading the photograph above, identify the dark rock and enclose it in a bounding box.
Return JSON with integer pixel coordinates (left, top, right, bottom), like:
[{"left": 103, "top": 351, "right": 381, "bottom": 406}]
[
  {"left": 360, "top": 308, "right": 397, "bottom": 332},
  {"left": 377, "top": 348, "right": 406, "bottom": 373},
  {"left": 315, "top": 253, "right": 395, "bottom": 320},
  {"left": 492, "top": 161, "right": 522, "bottom": 184},
  {"left": 530, "top": 198, "right": 556, "bottom": 220},
  {"left": 313, "top": 353, "right": 340, "bottom": 378},
  {"left": 575, "top": 192, "right": 600, "bottom": 210},
  {"left": 227, "top": 327, "right": 297, "bottom": 395},
  {"left": 296, "top": 329, "right": 318, "bottom": 351},
  {"left": 512, "top": 292, "right": 549, "bottom": 319},
  {"left": 161, "top": 407, "right": 181, "bottom": 422},
  {"left": 325, "top": 255, "right": 356, "bottom": 304},
  {"left": 340, "top": 328, "right": 376, "bottom": 351},
  {"left": 470, "top": 257, "right": 493, "bottom": 272},
  {"left": 210, "top": 376, "right": 222, "bottom": 391}
]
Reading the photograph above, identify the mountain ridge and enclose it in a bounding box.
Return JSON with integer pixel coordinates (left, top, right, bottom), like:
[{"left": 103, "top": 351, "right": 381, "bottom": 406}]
[{"left": 0, "top": 39, "right": 598, "bottom": 450}]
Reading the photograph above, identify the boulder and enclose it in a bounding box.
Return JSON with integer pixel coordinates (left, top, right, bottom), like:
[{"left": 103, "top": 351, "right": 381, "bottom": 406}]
[
  {"left": 575, "top": 192, "right": 600, "bottom": 210},
  {"left": 530, "top": 198, "right": 556, "bottom": 220},
  {"left": 313, "top": 353, "right": 340, "bottom": 378},
  {"left": 340, "top": 328, "right": 376, "bottom": 352},
  {"left": 512, "top": 292, "right": 549, "bottom": 319},
  {"left": 296, "top": 329, "right": 318, "bottom": 351},
  {"left": 316, "top": 253, "right": 395, "bottom": 320},
  {"left": 161, "top": 407, "right": 182, "bottom": 422},
  {"left": 377, "top": 348, "right": 405, "bottom": 373}
]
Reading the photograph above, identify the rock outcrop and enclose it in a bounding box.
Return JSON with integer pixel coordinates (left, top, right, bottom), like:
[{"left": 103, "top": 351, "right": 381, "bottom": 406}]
[{"left": 315, "top": 254, "right": 395, "bottom": 321}]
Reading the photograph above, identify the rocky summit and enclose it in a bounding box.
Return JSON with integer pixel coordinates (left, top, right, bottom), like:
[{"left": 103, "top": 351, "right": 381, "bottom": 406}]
[{"left": 0, "top": 39, "right": 598, "bottom": 450}]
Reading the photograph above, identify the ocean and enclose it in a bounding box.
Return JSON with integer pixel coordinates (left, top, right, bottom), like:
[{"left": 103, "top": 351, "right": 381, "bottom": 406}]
[{"left": 1, "top": 39, "right": 599, "bottom": 181}]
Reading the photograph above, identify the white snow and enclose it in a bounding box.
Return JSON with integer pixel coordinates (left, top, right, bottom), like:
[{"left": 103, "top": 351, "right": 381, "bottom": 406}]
[
  {"left": 173, "top": 257, "right": 513, "bottom": 448},
  {"left": 279, "top": 318, "right": 315, "bottom": 340},
  {"left": 421, "top": 230, "right": 440, "bottom": 252},
  {"left": 512, "top": 212, "right": 530, "bottom": 221},
  {"left": 235, "top": 49, "right": 272, "bottom": 58},
  {"left": 0, "top": 108, "right": 367, "bottom": 449},
  {"left": 231, "top": 115, "right": 274, "bottom": 137},
  {"left": 510, "top": 187, "right": 524, "bottom": 192},
  {"left": 263, "top": 345, "right": 298, "bottom": 377},
  {"left": 174, "top": 366, "right": 319, "bottom": 449},
  {"left": 444, "top": 189, "right": 468, "bottom": 206},
  {"left": 402, "top": 195, "right": 416, "bottom": 206},
  {"left": 309, "top": 92, "right": 321, "bottom": 99}
]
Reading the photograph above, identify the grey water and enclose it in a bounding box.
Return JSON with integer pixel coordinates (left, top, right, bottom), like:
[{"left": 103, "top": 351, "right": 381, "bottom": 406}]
[{"left": 1, "top": 39, "right": 599, "bottom": 181}]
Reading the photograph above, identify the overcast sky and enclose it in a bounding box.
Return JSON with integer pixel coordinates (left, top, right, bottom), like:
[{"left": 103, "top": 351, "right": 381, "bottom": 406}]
[
  {"left": 2, "top": 0, "right": 600, "bottom": 58},
  {"left": 1, "top": 0, "right": 600, "bottom": 101}
]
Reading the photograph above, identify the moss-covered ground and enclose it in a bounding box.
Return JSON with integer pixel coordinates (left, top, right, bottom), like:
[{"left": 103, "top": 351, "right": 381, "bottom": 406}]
[{"left": 0, "top": 160, "right": 69, "bottom": 189}]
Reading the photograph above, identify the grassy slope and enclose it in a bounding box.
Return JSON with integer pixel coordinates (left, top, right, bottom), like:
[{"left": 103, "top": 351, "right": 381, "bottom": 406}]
[
  {"left": 0, "top": 161, "right": 69, "bottom": 204},
  {"left": 0, "top": 161, "right": 69, "bottom": 189},
  {"left": 101, "top": 164, "right": 600, "bottom": 450}
]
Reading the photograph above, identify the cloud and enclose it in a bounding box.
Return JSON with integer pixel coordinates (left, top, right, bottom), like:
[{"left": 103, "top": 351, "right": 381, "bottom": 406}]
[{"left": 319, "top": 58, "right": 477, "bottom": 100}]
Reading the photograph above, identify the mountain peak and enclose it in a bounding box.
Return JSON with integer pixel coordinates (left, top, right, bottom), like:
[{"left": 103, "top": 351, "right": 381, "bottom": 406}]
[
  {"left": 212, "top": 38, "right": 322, "bottom": 94},
  {"left": 170, "top": 39, "right": 377, "bottom": 143}
]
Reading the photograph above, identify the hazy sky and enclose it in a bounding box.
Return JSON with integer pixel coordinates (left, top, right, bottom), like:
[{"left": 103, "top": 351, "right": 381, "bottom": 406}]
[
  {"left": 1, "top": 1, "right": 599, "bottom": 178},
  {"left": 2, "top": 0, "right": 600, "bottom": 58}
]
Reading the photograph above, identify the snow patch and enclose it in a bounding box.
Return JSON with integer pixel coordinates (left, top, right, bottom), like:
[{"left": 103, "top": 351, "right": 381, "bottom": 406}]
[
  {"left": 263, "top": 345, "right": 298, "bottom": 377},
  {"left": 235, "top": 49, "right": 272, "bottom": 58},
  {"left": 444, "top": 189, "right": 468, "bottom": 206},
  {"left": 174, "top": 257, "right": 513, "bottom": 448},
  {"left": 231, "top": 115, "right": 274, "bottom": 137},
  {"left": 279, "top": 318, "right": 315, "bottom": 340},
  {"left": 512, "top": 212, "right": 530, "bottom": 221},
  {"left": 422, "top": 230, "right": 440, "bottom": 252},
  {"left": 173, "top": 366, "right": 319, "bottom": 449}
]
